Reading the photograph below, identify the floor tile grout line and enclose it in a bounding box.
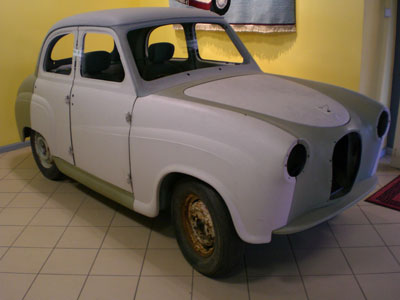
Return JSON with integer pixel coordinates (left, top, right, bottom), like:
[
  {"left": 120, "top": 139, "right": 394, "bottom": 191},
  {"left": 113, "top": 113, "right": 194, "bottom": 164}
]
[
  {"left": 133, "top": 220, "right": 154, "bottom": 300},
  {"left": 327, "top": 222, "right": 368, "bottom": 300},
  {"left": 246, "top": 271, "right": 400, "bottom": 277},
  {"left": 387, "top": 245, "right": 400, "bottom": 266},
  {"left": 6, "top": 191, "right": 51, "bottom": 210},
  {"left": 190, "top": 266, "right": 194, "bottom": 300},
  {"left": 0, "top": 191, "right": 48, "bottom": 194},
  {"left": 76, "top": 209, "right": 118, "bottom": 300},
  {"left": 0, "top": 270, "right": 196, "bottom": 277},
  {"left": 2, "top": 170, "right": 40, "bottom": 182},
  {"left": 21, "top": 187, "right": 85, "bottom": 300},
  {"left": 0, "top": 152, "right": 31, "bottom": 171},
  {"left": 2, "top": 270, "right": 400, "bottom": 277},
  {"left": 287, "top": 235, "right": 310, "bottom": 300},
  {"left": 0, "top": 190, "right": 89, "bottom": 194},
  {"left": 0, "top": 190, "right": 19, "bottom": 209},
  {"left": 335, "top": 221, "right": 400, "bottom": 225},
  {"left": 14, "top": 153, "right": 35, "bottom": 169},
  {"left": 0, "top": 168, "right": 14, "bottom": 181},
  {"left": 243, "top": 252, "right": 252, "bottom": 300},
  {"left": 359, "top": 206, "right": 400, "bottom": 267},
  {"left": 5, "top": 224, "right": 151, "bottom": 227},
  {"left": 0, "top": 164, "right": 34, "bottom": 197},
  {"left": 0, "top": 175, "right": 53, "bottom": 263},
  {"left": 0, "top": 246, "right": 9, "bottom": 260},
  {"left": 284, "top": 244, "right": 400, "bottom": 250}
]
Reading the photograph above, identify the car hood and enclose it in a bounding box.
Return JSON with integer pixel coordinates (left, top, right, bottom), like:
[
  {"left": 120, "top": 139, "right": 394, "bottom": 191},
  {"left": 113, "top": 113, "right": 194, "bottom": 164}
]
[{"left": 184, "top": 74, "right": 350, "bottom": 127}]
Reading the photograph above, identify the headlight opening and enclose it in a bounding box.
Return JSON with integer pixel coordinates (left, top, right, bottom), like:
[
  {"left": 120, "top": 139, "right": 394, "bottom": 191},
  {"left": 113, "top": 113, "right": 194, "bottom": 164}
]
[{"left": 287, "top": 143, "right": 307, "bottom": 177}]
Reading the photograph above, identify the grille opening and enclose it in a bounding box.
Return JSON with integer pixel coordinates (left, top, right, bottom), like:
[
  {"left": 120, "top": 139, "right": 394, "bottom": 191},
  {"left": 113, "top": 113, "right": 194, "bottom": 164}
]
[{"left": 330, "top": 132, "right": 362, "bottom": 200}]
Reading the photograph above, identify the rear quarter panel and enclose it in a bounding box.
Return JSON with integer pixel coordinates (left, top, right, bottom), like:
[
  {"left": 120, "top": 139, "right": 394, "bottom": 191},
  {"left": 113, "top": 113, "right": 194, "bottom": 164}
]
[
  {"left": 30, "top": 81, "right": 57, "bottom": 153},
  {"left": 15, "top": 74, "right": 36, "bottom": 140}
]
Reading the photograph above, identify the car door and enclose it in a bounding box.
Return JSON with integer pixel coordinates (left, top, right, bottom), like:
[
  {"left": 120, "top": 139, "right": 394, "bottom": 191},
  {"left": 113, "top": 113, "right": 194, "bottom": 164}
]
[
  {"left": 31, "top": 28, "right": 77, "bottom": 165},
  {"left": 70, "top": 27, "right": 136, "bottom": 192}
]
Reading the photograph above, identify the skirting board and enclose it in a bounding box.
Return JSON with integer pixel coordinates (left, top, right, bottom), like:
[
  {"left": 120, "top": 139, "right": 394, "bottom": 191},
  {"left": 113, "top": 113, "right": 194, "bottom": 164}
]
[{"left": 0, "top": 141, "right": 30, "bottom": 154}]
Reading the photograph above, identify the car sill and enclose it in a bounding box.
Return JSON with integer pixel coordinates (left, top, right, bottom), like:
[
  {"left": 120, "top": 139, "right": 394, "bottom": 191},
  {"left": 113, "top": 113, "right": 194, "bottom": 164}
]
[{"left": 53, "top": 157, "right": 134, "bottom": 210}]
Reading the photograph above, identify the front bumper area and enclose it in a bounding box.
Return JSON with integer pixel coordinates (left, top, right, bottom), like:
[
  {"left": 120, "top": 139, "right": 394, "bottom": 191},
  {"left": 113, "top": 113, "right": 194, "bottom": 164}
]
[{"left": 273, "top": 175, "right": 377, "bottom": 235}]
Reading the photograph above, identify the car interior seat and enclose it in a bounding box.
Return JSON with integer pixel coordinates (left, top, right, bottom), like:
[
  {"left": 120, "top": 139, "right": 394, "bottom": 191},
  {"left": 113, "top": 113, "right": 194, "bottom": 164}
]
[
  {"left": 143, "top": 42, "right": 181, "bottom": 80},
  {"left": 82, "top": 50, "right": 125, "bottom": 82},
  {"left": 82, "top": 51, "right": 111, "bottom": 80}
]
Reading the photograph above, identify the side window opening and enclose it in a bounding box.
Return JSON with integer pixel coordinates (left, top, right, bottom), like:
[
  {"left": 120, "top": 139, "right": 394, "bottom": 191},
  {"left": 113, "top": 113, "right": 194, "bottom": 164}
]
[
  {"left": 81, "top": 32, "right": 125, "bottom": 83},
  {"left": 44, "top": 33, "right": 74, "bottom": 75}
]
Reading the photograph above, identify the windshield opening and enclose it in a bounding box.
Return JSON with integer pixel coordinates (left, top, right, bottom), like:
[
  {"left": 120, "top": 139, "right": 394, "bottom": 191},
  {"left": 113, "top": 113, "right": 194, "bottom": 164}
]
[{"left": 127, "top": 22, "right": 245, "bottom": 81}]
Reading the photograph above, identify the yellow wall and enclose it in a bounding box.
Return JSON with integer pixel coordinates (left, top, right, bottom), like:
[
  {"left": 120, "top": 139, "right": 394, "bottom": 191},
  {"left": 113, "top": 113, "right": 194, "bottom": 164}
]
[
  {"left": 0, "top": 0, "right": 382, "bottom": 146},
  {"left": 244, "top": 0, "right": 365, "bottom": 91},
  {"left": 0, "top": 0, "right": 142, "bottom": 147}
]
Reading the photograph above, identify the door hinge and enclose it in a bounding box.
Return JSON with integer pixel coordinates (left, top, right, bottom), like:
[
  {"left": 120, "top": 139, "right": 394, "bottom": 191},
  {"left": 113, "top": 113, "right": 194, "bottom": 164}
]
[
  {"left": 65, "top": 95, "right": 71, "bottom": 104},
  {"left": 125, "top": 112, "right": 132, "bottom": 124},
  {"left": 127, "top": 173, "right": 132, "bottom": 185},
  {"left": 68, "top": 146, "right": 74, "bottom": 156}
]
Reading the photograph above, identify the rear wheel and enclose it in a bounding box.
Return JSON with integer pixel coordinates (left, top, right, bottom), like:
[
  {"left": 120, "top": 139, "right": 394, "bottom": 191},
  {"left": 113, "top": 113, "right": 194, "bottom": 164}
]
[
  {"left": 31, "top": 130, "right": 63, "bottom": 180},
  {"left": 172, "top": 179, "right": 244, "bottom": 277}
]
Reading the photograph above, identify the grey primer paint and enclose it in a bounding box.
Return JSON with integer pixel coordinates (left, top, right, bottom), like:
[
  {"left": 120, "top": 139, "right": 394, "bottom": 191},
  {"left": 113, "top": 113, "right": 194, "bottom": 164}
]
[{"left": 156, "top": 72, "right": 386, "bottom": 232}]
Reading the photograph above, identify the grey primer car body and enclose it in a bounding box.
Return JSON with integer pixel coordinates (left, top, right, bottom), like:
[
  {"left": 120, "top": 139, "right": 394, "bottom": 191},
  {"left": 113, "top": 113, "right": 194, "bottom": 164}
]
[{"left": 15, "top": 7, "right": 389, "bottom": 276}]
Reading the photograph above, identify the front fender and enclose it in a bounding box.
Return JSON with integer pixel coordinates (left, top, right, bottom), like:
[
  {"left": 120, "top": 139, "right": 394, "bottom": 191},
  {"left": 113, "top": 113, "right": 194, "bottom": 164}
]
[{"left": 130, "top": 94, "right": 298, "bottom": 243}]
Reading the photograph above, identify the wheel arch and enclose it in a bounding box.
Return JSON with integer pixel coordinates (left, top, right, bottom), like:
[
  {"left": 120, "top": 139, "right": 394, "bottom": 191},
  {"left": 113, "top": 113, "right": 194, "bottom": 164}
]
[
  {"left": 30, "top": 94, "right": 57, "bottom": 155},
  {"left": 158, "top": 172, "right": 225, "bottom": 211},
  {"left": 155, "top": 169, "right": 247, "bottom": 242}
]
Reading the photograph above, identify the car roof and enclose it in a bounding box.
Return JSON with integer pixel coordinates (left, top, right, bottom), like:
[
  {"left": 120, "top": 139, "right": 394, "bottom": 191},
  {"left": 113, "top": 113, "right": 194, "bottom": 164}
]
[{"left": 50, "top": 7, "right": 221, "bottom": 31}]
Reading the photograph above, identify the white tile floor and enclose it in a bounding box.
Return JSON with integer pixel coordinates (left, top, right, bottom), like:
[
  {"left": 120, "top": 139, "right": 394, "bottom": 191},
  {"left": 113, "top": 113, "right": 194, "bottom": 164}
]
[{"left": 0, "top": 147, "right": 400, "bottom": 300}]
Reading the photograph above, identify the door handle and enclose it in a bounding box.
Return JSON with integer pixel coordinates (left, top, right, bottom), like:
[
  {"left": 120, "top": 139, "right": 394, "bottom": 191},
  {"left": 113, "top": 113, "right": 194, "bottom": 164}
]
[{"left": 65, "top": 95, "right": 71, "bottom": 104}]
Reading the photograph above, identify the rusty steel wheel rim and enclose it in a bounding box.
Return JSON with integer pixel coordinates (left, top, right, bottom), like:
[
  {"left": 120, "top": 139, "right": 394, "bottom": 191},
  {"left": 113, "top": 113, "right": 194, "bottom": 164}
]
[{"left": 182, "top": 193, "right": 216, "bottom": 257}]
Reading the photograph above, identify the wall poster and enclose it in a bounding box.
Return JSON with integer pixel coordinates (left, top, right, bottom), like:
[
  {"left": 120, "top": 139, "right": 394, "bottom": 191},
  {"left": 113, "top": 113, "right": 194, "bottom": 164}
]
[{"left": 170, "top": 0, "right": 296, "bottom": 33}]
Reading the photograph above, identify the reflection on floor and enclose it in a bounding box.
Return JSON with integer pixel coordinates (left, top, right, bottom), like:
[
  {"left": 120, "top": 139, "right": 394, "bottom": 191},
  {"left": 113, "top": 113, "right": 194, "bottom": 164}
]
[{"left": 0, "top": 147, "right": 399, "bottom": 300}]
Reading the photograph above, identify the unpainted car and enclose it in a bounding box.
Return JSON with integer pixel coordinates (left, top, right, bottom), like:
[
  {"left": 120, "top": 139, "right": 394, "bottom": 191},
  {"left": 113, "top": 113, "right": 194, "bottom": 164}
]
[{"left": 15, "top": 7, "right": 389, "bottom": 277}]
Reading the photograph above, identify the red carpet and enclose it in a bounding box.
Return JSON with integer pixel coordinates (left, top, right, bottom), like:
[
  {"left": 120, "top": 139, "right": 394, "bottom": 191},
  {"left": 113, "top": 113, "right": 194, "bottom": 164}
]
[{"left": 366, "top": 175, "right": 400, "bottom": 211}]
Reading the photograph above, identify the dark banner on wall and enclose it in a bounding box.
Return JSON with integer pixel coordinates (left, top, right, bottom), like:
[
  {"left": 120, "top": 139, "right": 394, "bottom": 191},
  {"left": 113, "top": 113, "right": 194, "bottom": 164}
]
[{"left": 170, "top": 0, "right": 296, "bottom": 33}]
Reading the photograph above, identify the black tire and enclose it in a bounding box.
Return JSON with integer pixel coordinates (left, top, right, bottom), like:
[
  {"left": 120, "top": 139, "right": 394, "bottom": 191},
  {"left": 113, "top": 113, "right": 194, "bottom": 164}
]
[
  {"left": 211, "top": 0, "right": 231, "bottom": 15},
  {"left": 172, "top": 178, "right": 244, "bottom": 277},
  {"left": 31, "top": 130, "right": 63, "bottom": 180}
]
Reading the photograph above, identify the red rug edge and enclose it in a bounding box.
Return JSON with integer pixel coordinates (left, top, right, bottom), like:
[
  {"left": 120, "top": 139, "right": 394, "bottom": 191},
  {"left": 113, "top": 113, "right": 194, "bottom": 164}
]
[{"left": 365, "top": 174, "right": 400, "bottom": 212}]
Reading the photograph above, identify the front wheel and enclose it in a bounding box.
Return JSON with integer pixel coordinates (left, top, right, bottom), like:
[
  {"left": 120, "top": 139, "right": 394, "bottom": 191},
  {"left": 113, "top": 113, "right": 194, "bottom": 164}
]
[
  {"left": 31, "top": 130, "right": 63, "bottom": 180},
  {"left": 211, "top": 0, "right": 231, "bottom": 15},
  {"left": 172, "top": 179, "right": 244, "bottom": 277}
]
